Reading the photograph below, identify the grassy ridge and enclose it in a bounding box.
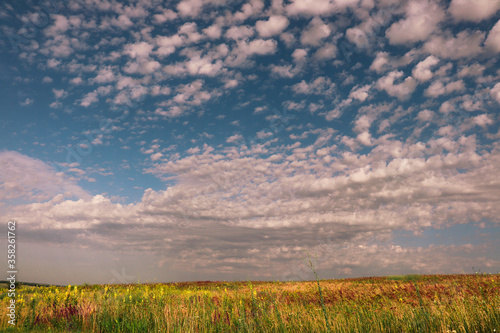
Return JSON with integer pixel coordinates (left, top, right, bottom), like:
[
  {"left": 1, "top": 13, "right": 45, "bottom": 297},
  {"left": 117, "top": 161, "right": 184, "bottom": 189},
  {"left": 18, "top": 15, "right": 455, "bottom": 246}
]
[{"left": 0, "top": 274, "right": 499, "bottom": 332}]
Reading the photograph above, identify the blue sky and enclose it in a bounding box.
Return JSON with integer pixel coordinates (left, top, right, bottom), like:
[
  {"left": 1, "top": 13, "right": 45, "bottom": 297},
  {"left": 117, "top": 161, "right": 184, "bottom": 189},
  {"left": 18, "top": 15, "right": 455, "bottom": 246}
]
[{"left": 0, "top": 0, "right": 499, "bottom": 285}]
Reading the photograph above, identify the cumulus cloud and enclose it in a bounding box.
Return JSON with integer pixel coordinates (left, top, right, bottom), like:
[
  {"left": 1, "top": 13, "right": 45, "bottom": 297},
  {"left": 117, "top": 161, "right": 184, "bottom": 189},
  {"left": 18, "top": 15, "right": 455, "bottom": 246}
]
[
  {"left": 412, "top": 56, "right": 440, "bottom": 82},
  {"left": 386, "top": 0, "right": 445, "bottom": 44},
  {"left": 349, "top": 84, "right": 372, "bottom": 101},
  {"left": 0, "top": 151, "right": 89, "bottom": 203},
  {"left": 4, "top": 136, "right": 500, "bottom": 278},
  {"left": 286, "top": 0, "right": 359, "bottom": 16},
  {"left": 177, "top": 0, "right": 205, "bottom": 17},
  {"left": 255, "top": 15, "right": 290, "bottom": 38},
  {"left": 425, "top": 80, "right": 465, "bottom": 98},
  {"left": 292, "top": 76, "right": 336, "bottom": 95},
  {"left": 416, "top": 109, "right": 434, "bottom": 122},
  {"left": 485, "top": 20, "right": 500, "bottom": 53},
  {"left": 300, "top": 17, "right": 332, "bottom": 46},
  {"left": 490, "top": 83, "right": 500, "bottom": 104},
  {"left": 448, "top": 0, "right": 500, "bottom": 22},
  {"left": 376, "top": 71, "right": 417, "bottom": 100},
  {"left": 423, "top": 30, "right": 485, "bottom": 59}
]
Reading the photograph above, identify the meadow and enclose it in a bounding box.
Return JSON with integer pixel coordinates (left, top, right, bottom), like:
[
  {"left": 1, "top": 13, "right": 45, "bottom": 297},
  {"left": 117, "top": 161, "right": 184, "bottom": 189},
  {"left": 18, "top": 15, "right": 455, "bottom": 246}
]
[{"left": 0, "top": 274, "right": 499, "bottom": 332}]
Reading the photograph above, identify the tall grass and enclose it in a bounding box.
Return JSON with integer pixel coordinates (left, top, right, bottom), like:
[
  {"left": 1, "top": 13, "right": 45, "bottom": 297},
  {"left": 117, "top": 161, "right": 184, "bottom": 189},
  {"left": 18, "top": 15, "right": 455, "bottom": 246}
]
[{"left": 0, "top": 274, "right": 499, "bottom": 332}]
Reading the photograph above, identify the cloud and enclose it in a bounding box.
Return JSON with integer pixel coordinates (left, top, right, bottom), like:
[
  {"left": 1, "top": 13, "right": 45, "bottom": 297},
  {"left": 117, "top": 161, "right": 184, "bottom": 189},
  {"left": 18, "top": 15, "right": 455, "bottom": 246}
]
[
  {"left": 152, "top": 9, "right": 177, "bottom": 24},
  {"left": 485, "top": 20, "right": 500, "bottom": 53},
  {"left": 255, "top": 15, "right": 290, "bottom": 38},
  {"left": 386, "top": 0, "right": 445, "bottom": 44},
  {"left": 423, "top": 30, "right": 485, "bottom": 59},
  {"left": 80, "top": 91, "right": 99, "bottom": 107},
  {"left": 416, "top": 109, "right": 434, "bottom": 122},
  {"left": 490, "top": 83, "right": 500, "bottom": 104},
  {"left": 286, "top": 0, "right": 358, "bottom": 16},
  {"left": 226, "top": 39, "right": 278, "bottom": 66},
  {"left": 425, "top": 80, "right": 465, "bottom": 98},
  {"left": 226, "top": 134, "right": 243, "bottom": 143},
  {"left": 0, "top": 151, "right": 89, "bottom": 203},
  {"left": 151, "top": 152, "right": 163, "bottom": 161},
  {"left": 177, "top": 0, "right": 204, "bottom": 17},
  {"left": 412, "top": 56, "right": 440, "bottom": 82},
  {"left": 313, "top": 44, "right": 337, "bottom": 60},
  {"left": 233, "top": 0, "right": 265, "bottom": 21},
  {"left": 225, "top": 25, "right": 255, "bottom": 40},
  {"left": 376, "top": 71, "right": 417, "bottom": 100},
  {"left": 4, "top": 137, "right": 500, "bottom": 278},
  {"left": 203, "top": 24, "right": 222, "bottom": 39},
  {"left": 448, "top": 0, "right": 500, "bottom": 22},
  {"left": 349, "top": 84, "right": 372, "bottom": 102},
  {"left": 124, "top": 41, "right": 154, "bottom": 59},
  {"left": 369, "top": 51, "right": 390, "bottom": 73},
  {"left": 292, "top": 76, "right": 336, "bottom": 95},
  {"left": 300, "top": 17, "right": 332, "bottom": 46},
  {"left": 44, "top": 14, "right": 70, "bottom": 37}
]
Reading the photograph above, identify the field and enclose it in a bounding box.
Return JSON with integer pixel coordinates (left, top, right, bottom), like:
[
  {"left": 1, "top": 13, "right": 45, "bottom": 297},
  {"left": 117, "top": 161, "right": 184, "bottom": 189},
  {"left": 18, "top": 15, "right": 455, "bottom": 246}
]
[{"left": 0, "top": 274, "right": 499, "bottom": 332}]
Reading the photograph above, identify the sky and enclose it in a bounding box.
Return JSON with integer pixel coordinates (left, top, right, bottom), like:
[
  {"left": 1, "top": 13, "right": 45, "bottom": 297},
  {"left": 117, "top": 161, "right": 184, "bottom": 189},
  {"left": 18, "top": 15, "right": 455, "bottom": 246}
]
[{"left": 0, "top": 0, "right": 499, "bottom": 285}]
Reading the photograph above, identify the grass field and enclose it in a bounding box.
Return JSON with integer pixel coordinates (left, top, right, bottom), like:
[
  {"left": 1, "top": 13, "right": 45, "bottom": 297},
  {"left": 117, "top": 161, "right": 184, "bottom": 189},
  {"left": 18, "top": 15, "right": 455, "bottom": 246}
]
[{"left": 0, "top": 274, "right": 499, "bottom": 332}]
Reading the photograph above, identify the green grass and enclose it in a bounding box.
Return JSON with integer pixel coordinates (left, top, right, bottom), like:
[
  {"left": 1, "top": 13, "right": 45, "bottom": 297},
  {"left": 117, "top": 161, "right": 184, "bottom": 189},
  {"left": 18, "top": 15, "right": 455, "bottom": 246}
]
[{"left": 0, "top": 274, "right": 499, "bottom": 332}]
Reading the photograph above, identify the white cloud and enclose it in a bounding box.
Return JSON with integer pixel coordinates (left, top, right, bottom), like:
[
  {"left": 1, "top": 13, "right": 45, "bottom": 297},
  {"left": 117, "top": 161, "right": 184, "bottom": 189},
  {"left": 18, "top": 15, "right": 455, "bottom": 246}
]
[
  {"left": 386, "top": 0, "right": 445, "bottom": 44},
  {"left": 376, "top": 71, "right": 417, "bottom": 100},
  {"left": 313, "top": 44, "right": 337, "bottom": 60},
  {"left": 151, "top": 152, "right": 163, "bottom": 161},
  {"left": 233, "top": 0, "right": 265, "bottom": 21},
  {"left": 69, "top": 77, "right": 83, "bottom": 85},
  {"left": 93, "top": 67, "right": 116, "bottom": 83},
  {"left": 423, "top": 30, "right": 485, "bottom": 59},
  {"left": 369, "top": 51, "right": 390, "bottom": 73},
  {"left": 349, "top": 84, "right": 372, "bottom": 102},
  {"left": 412, "top": 56, "right": 440, "bottom": 82},
  {"left": 226, "top": 134, "right": 243, "bottom": 143},
  {"left": 485, "top": 20, "right": 500, "bottom": 53},
  {"left": 292, "top": 48, "right": 308, "bottom": 62},
  {"left": 124, "top": 41, "right": 154, "bottom": 59},
  {"left": 448, "top": 0, "right": 500, "bottom": 22},
  {"left": 152, "top": 9, "right": 177, "bottom": 24},
  {"left": 110, "top": 14, "right": 133, "bottom": 29},
  {"left": 425, "top": 80, "right": 465, "bottom": 98},
  {"left": 203, "top": 24, "right": 222, "bottom": 39},
  {"left": 417, "top": 109, "right": 434, "bottom": 122},
  {"left": 225, "top": 25, "right": 255, "bottom": 40},
  {"left": 52, "top": 88, "right": 67, "bottom": 99},
  {"left": 177, "top": 0, "right": 204, "bottom": 17},
  {"left": 292, "top": 76, "right": 335, "bottom": 95},
  {"left": 178, "top": 22, "right": 204, "bottom": 43},
  {"left": 300, "top": 17, "right": 332, "bottom": 46},
  {"left": 255, "top": 15, "right": 289, "bottom": 38},
  {"left": 457, "top": 63, "right": 485, "bottom": 78},
  {"left": 286, "top": 0, "right": 358, "bottom": 16},
  {"left": 20, "top": 98, "right": 33, "bottom": 106},
  {"left": 471, "top": 114, "right": 494, "bottom": 128},
  {"left": 0, "top": 151, "right": 89, "bottom": 203},
  {"left": 44, "top": 14, "right": 70, "bottom": 37},
  {"left": 490, "top": 83, "right": 500, "bottom": 104},
  {"left": 80, "top": 91, "right": 99, "bottom": 107}
]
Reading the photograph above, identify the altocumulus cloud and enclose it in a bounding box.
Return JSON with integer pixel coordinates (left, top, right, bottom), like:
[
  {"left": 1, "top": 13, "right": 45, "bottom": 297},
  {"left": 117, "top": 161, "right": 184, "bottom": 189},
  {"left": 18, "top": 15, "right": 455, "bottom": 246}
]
[{"left": 0, "top": 0, "right": 499, "bottom": 284}]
